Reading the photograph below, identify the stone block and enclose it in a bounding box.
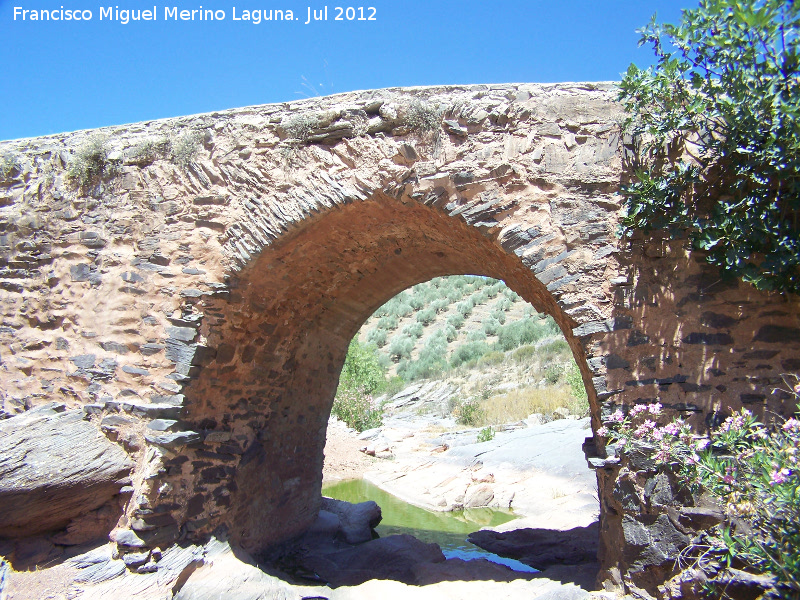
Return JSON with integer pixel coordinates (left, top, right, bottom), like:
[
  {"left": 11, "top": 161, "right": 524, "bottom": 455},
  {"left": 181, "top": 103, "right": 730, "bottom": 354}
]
[{"left": 0, "top": 409, "right": 132, "bottom": 537}]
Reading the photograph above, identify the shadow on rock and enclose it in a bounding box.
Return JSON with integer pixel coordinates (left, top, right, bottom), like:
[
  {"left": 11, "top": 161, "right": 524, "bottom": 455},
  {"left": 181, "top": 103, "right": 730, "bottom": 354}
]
[{"left": 467, "top": 521, "right": 600, "bottom": 589}]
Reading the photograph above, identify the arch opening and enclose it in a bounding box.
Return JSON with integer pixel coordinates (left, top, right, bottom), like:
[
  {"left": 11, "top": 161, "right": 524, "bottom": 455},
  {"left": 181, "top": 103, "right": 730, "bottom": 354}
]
[
  {"left": 178, "top": 192, "right": 600, "bottom": 554},
  {"left": 319, "top": 272, "right": 599, "bottom": 580}
]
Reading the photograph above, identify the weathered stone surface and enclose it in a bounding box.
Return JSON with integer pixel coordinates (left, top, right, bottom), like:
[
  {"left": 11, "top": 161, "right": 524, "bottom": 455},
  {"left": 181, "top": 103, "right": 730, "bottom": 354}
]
[
  {"left": 145, "top": 430, "right": 202, "bottom": 448},
  {"left": 0, "top": 408, "right": 132, "bottom": 537},
  {"left": 682, "top": 332, "right": 734, "bottom": 345},
  {"left": 174, "top": 559, "right": 301, "bottom": 600},
  {"left": 468, "top": 523, "right": 599, "bottom": 570},
  {"left": 753, "top": 325, "right": 800, "bottom": 343},
  {"left": 464, "top": 484, "right": 495, "bottom": 508},
  {"left": 622, "top": 513, "right": 690, "bottom": 570},
  {"left": 302, "top": 534, "right": 445, "bottom": 587}
]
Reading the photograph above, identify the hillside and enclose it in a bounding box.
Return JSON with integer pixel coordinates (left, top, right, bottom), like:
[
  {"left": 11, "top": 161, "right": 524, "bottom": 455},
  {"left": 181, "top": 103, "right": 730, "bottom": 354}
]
[{"left": 336, "top": 276, "right": 588, "bottom": 430}]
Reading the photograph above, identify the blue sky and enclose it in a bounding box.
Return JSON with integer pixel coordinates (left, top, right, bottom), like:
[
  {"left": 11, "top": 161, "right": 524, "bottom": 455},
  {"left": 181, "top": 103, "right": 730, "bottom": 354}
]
[{"left": 1, "top": 0, "right": 688, "bottom": 140}]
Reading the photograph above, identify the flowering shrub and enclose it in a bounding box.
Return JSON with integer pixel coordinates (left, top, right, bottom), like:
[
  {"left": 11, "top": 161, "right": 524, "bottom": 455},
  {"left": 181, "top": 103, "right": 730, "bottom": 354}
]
[
  {"left": 600, "top": 377, "right": 800, "bottom": 596},
  {"left": 453, "top": 398, "right": 484, "bottom": 427},
  {"left": 331, "top": 386, "right": 383, "bottom": 433}
]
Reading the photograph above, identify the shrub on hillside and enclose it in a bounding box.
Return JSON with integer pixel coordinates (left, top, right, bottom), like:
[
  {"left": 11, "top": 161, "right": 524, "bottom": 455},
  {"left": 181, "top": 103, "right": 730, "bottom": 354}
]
[
  {"left": 511, "top": 344, "right": 537, "bottom": 363},
  {"left": 332, "top": 340, "right": 387, "bottom": 431},
  {"left": 538, "top": 339, "right": 571, "bottom": 362},
  {"left": 496, "top": 297, "right": 513, "bottom": 312},
  {"left": 450, "top": 341, "right": 490, "bottom": 368},
  {"left": 447, "top": 313, "right": 465, "bottom": 330},
  {"left": 446, "top": 287, "right": 463, "bottom": 302},
  {"left": 494, "top": 316, "right": 561, "bottom": 352},
  {"left": 397, "top": 354, "right": 446, "bottom": 381},
  {"left": 402, "top": 322, "right": 424, "bottom": 339},
  {"left": 483, "top": 317, "right": 501, "bottom": 337},
  {"left": 471, "top": 289, "right": 489, "bottom": 306},
  {"left": 495, "top": 317, "right": 541, "bottom": 351},
  {"left": 466, "top": 330, "right": 487, "bottom": 342},
  {"left": 477, "top": 351, "right": 505, "bottom": 368},
  {"left": 337, "top": 339, "right": 386, "bottom": 395},
  {"left": 367, "top": 328, "right": 387, "bottom": 348},
  {"left": 566, "top": 363, "right": 587, "bottom": 402},
  {"left": 452, "top": 398, "right": 485, "bottom": 426},
  {"left": 390, "top": 302, "right": 413, "bottom": 318},
  {"left": 397, "top": 330, "right": 449, "bottom": 382},
  {"left": 544, "top": 365, "right": 562, "bottom": 384},
  {"left": 477, "top": 426, "right": 495, "bottom": 443},
  {"left": 431, "top": 298, "right": 450, "bottom": 314},
  {"left": 416, "top": 307, "right": 436, "bottom": 326},
  {"left": 377, "top": 315, "right": 399, "bottom": 331},
  {"left": 388, "top": 335, "right": 414, "bottom": 361},
  {"left": 490, "top": 308, "right": 506, "bottom": 325}
]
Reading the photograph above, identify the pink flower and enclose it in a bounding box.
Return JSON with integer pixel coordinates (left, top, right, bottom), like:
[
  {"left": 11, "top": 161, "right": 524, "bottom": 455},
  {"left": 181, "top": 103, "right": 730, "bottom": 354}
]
[
  {"left": 634, "top": 419, "right": 657, "bottom": 438},
  {"left": 722, "top": 474, "right": 735, "bottom": 484},
  {"left": 655, "top": 449, "right": 671, "bottom": 463},
  {"left": 662, "top": 422, "right": 680, "bottom": 437},
  {"left": 630, "top": 404, "right": 649, "bottom": 417},
  {"left": 695, "top": 439, "right": 710, "bottom": 451},
  {"left": 597, "top": 426, "right": 609, "bottom": 437},
  {"left": 720, "top": 411, "right": 749, "bottom": 433},
  {"left": 652, "top": 428, "right": 664, "bottom": 441},
  {"left": 609, "top": 409, "right": 625, "bottom": 423},
  {"left": 783, "top": 418, "right": 800, "bottom": 433},
  {"left": 648, "top": 402, "right": 663, "bottom": 415},
  {"left": 770, "top": 468, "right": 791, "bottom": 486}
]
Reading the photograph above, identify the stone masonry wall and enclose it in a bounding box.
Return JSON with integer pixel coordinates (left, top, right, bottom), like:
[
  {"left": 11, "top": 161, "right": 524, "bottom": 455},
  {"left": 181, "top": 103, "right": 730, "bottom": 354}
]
[{"left": 0, "top": 83, "right": 797, "bottom": 594}]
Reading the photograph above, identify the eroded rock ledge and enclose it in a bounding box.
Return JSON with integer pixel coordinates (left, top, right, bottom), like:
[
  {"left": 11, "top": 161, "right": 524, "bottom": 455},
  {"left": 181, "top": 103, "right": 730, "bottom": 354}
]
[{"left": 0, "top": 403, "right": 132, "bottom": 542}]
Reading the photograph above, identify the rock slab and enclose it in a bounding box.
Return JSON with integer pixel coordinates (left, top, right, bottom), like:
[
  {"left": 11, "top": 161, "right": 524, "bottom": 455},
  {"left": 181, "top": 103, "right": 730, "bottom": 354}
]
[
  {"left": 0, "top": 406, "right": 133, "bottom": 537},
  {"left": 468, "top": 522, "right": 599, "bottom": 570}
]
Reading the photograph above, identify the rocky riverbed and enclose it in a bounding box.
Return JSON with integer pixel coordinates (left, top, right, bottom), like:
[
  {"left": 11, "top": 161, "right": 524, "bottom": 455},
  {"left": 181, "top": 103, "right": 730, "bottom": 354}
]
[
  {"left": 3, "top": 389, "right": 607, "bottom": 600},
  {"left": 321, "top": 386, "right": 602, "bottom": 593}
]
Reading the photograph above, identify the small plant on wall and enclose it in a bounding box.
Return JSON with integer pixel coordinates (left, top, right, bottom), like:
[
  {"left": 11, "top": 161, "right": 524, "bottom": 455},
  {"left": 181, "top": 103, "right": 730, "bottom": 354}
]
[
  {"left": 0, "top": 152, "right": 21, "bottom": 182},
  {"left": 67, "top": 135, "right": 118, "bottom": 189},
  {"left": 169, "top": 131, "right": 202, "bottom": 168}
]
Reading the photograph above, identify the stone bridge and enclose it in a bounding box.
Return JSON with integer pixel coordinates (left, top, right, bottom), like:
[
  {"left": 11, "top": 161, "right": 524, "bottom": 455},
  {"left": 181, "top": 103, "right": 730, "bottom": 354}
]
[{"left": 0, "top": 83, "right": 797, "bottom": 595}]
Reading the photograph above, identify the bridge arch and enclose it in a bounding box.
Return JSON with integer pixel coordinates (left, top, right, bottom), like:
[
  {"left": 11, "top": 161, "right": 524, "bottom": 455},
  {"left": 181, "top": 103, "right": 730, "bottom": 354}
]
[
  {"left": 177, "top": 189, "right": 613, "bottom": 553},
  {"left": 2, "top": 83, "right": 796, "bottom": 594}
]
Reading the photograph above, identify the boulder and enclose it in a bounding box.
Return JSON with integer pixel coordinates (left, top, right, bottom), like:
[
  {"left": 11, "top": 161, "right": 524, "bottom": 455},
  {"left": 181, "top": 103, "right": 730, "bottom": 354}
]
[
  {"left": 468, "top": 522, "right": 599, "bottom": 570},
  {"left": 0, "top": 406, "right": 133, "bottom": 538},
  {"left": 301, "top": 534, "right": 445, "bottom": 587},
  {"left": 320, "top": 497, "right": 382, "bottom": 544},
  {"left": 173, "top": 551, "right": 302, "bottom": 600}
]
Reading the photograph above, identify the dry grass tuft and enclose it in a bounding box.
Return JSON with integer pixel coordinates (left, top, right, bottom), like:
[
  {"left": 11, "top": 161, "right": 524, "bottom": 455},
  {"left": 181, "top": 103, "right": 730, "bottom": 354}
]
[{"left": 480, "top": 385, "right": 588, "bottom": 426}]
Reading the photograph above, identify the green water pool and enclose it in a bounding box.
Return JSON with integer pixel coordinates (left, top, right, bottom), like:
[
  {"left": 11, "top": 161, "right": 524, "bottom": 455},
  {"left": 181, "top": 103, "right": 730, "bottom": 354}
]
[{"left": 321, "top": 479, "right": 537, "bottom": 573}]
